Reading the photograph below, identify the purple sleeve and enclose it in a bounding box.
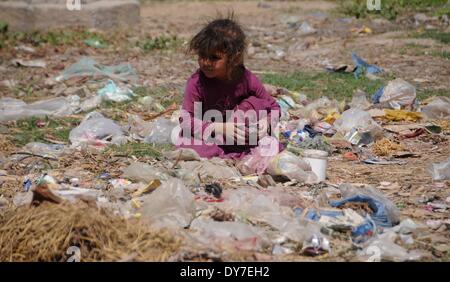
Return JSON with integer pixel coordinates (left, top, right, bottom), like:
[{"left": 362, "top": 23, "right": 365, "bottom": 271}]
[
  {"left": 181, "top": 76, "right": 213, "bottom": 137},
  {"left": 234, "top": 71, "right": 280, "bottom": 116}
]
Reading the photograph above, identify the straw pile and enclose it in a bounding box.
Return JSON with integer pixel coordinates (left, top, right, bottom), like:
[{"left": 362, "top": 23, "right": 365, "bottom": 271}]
[
  {"left": 0, "top": 202, "right": 181, "bottom": 261},
  {"left": 372, "top": 138, "right": 406, "bottom": 156}
]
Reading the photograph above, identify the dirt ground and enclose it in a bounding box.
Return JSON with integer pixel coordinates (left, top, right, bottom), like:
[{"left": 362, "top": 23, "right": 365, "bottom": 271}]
[{"left": 0, "top": 1, "right": 449, "bottom": 262}]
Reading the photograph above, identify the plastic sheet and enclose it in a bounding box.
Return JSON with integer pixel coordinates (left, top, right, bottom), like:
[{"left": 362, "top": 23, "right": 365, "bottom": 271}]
[
  {"left": 55, "top": 57, "right": 138, "bottom": 83},
  {"left": 97, "top": 80, "right": 135, "bottom": 102},
  {"left": 189, "top": 218, "right": 269, "bottom": 252},
  {"left": 23, "top": 142, "right": 67, "bottom": 158},
  {"left": 69, "top": 111, "right": 127, "bottom": 148},
  {"left": 0, "top": 96, "right": 80, "bottom": 122}
]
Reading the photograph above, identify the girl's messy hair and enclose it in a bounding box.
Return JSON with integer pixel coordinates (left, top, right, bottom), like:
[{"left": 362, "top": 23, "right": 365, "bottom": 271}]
[{"left": 189, "top": 14, "right": 247, "bottom": 77}]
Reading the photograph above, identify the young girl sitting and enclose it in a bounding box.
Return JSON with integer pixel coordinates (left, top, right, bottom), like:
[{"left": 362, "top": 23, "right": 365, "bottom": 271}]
[{"left": 177, "top": 16, "right": 281, "bottom": 159}]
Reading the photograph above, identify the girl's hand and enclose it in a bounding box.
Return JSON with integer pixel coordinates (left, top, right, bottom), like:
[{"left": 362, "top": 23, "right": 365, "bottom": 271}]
[
  {"left": 214, "top": 122, "right": 247, "bottom": 144},
  {"left": 257, "top": 117, "right": 269, "bottom": 139}
]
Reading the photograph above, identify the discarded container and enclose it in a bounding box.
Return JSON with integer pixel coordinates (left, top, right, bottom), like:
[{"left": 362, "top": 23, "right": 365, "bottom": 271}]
[
  {"left": 97, "top": 80, "right": 135, "bottom": 103},
  {"left": 69, "top": 111, "right": 127, "bottom": 148},
  {"left": 421, "top": 96, "right": 450, "bottom": 120},
  {"left": 428, "top": 157, "right": 450, "bottom": 181},
  {"left": 379, "top": 79, "right": 416, "bottom": 110},
  {"left": 266, "top": 151, "right": 318, "bottom": 183},
  {"left": 302, "top": 234, "right": 330, "bottom": 256},
  {"left": 302, "top": 149, "right": 328, "bottom": 182}
]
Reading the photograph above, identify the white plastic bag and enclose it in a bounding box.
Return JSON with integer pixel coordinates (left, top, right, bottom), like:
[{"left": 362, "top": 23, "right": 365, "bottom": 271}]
[
  {"left": 421, "top": 96, "right": 450, "bottom": 120},
  {"left": 379, "top": 78, "right": 416, "bottom": 110},
  {"left": 266, "top": 151, "right": 318, "bottom": 183},
  {"left": 428, "top": 157, "right": 450, "bottom": 180},
  {"left": 144, "top": 117, "right": 177, "bottom": 144},
  {"left": 140, "top": 179, "right": 196, "bottom": 229},
  {"left": 69, "top": 111, "right": 126, "bottom": 148}
]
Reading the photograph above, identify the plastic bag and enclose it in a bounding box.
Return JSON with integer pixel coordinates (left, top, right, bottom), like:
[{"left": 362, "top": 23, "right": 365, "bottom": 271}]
[
  {"left": 333, "top": 108, "right": 374, "bottom": 135},
  {"left": 144, "top": 118, "right": 177, "bottom": 144},
  {"left": 236, "top": 136, "right": 279, "bottom": 175},
  {"left": 23, "top": 142, "right": 67, "bottom": 158},
  {"left": 304, "top": 97, "right": 341, "bottom": 122},
  {"left": 80, "top": 95, "right": 102, "bottom": 112},
  {"left": 330, "top": 184, "right": 400, "bottom": 227},
  {"left": 421, "top": 96, "right": 450, "bottom": 120},
  {"left": 97, "top": 79, "right": 135, "bottom": 102},
  {"left": 127, "top": 114, "right": 153, "bottom": 139},
  {"left": 140, "top": 178, "right": 196, "bottom": 229},
  {"left": 55, "top": 57, "right": 138, "bottom": 83},
  {"left": 189, "top": 218, "right": 269, "bottom": 251},
  {"left": 0, "top": 96, "right": 80, "bottom": 122},
  {"left": 352, "top": 52, "right": 383, "bottom": 79},
  {"left": 178, "top": 158, "right": 241, "bottom": 180},
  {"left": 358, "top": 231, "right": 422, "bottom": 262},
  {"left": 428, "top": 157, "right": 450, "bottom": 181},
  {"left": 221, "top": 188, "right": 319, "bottom": 242},
  {"left": 122, "top": 162, "right": 169, "bottom": 183},
  {"left": 69, "top": 111, "right": 127, "bottom": 148},
  {"left": 164, "top": 148, "right": 202, "bottom": 161},
  {"left": 379, "top": 78, "right": 416, "bottom": 110},
  {"left": 266, "top": 151, "right": 318, "bottom": 183},
  {"left": 350, "top": 89, "right": 371, "bottom": 110}
]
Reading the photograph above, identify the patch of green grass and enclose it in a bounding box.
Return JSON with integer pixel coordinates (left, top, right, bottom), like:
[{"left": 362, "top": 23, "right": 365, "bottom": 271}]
[
  {"left": 336, "top": 0, "right": 448, "bottom": 20},
  {"left": 262, "top": 71, "right": 386, "bottom": 102},
  {"left": 132, "top": 85, "right": 183, "bottom": 108},
  {"left": 1, "top": 28, "right": 110, "bottom": 49},
  {"left": 105, "top": 142, "right": 175, "bottom": 158},
  {"left": 137, "top": 35, "right": 181, "bottom": 52},
  {"left": 431, "top": 50, "right": 450, "bottom": 59},
  {"left": 13, "top": 116, "right": 81, "bottom": 146},
  {"left": 414, "top": 30, "right": 450, "bottom": 44},
  {"left": 417, "top": 89, "right": 450, "bottom": 100}
]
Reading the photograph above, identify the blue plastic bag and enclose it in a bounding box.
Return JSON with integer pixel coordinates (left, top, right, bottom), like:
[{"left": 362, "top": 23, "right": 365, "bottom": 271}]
[
  {"left": 330, "top": 195, "right": 394, "bottom": 227},
  {"left": 352, "top": 52, "right": 383, "bottom": 78}
]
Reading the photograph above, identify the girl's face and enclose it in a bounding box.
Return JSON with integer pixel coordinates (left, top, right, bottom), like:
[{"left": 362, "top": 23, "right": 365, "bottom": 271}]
[{"left": 198, "top": 52, "right": 228, "bottom": 80}]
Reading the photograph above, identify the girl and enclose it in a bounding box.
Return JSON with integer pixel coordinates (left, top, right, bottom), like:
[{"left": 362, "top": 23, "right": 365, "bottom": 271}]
[{"left": 177, "top": 16, "right": 281, "bottom": 159}]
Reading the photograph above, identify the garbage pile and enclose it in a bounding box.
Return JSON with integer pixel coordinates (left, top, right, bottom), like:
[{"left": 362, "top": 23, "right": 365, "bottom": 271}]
[{"left": 0, "top": 53, "right": 449, "bottom": 262}]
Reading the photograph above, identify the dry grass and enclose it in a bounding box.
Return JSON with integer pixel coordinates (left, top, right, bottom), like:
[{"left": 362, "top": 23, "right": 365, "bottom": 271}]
[{"left": 0, "top": 202, "right": 182, "bottom": 261}]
